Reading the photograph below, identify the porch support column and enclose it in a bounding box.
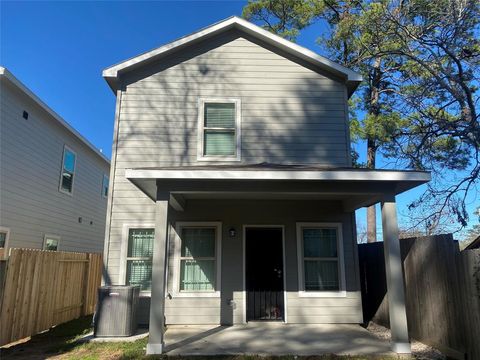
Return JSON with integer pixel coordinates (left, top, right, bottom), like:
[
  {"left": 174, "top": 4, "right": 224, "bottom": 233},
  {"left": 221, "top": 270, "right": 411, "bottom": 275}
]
[
  {"left": 146, "top": 191, "right": 169, "bottom": 355},
  {"left": 381, "top": 194, "right": 411, "bottom": 354}
]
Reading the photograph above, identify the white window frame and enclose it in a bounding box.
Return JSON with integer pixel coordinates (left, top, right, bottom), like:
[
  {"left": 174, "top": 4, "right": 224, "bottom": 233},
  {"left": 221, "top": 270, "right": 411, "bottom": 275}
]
[
  {"left": 0, "top": 226, "right": 11, "bottom": 251},
  {"left": 296, "top": 222, "right": 346, "bottom": 298},
  {"left": 43, "top": 234, "right": 61, "bottom": 251},
  {"left": 197, "top": 98, "right": 241, "bottom": 161},
  {"left": 172, "top": 221, "right": 222, "bottom": 298},
  {"left": 59, "top": 145, "right": 76, "bottom": 195},
  {"left": 102, "top": 174, "right": 109, "bottom": 198},
  {"left": 120, "top": 223, "right": 155, "bottom": 295}
]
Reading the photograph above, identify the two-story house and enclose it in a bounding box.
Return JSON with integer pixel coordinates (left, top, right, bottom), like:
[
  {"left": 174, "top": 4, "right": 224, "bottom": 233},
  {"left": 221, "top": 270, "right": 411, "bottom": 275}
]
[
  {"left": 0, "top": 67, "right": 110, "bottom": 256},
  {"left": 102, "top": 17, "right": 430, "bottom": 355}
]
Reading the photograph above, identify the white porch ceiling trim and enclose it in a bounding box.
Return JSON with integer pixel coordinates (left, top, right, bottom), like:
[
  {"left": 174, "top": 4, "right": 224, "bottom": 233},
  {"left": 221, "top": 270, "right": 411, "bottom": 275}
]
[{"left": 125, "top": 168, "right": 430, "bottom": 182}]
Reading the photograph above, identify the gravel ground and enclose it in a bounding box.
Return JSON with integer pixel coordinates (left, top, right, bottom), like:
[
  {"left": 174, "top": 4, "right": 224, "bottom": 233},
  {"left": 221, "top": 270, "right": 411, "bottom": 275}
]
[{"left": 366, "top": 322, "right": 445, "bottom": 360}]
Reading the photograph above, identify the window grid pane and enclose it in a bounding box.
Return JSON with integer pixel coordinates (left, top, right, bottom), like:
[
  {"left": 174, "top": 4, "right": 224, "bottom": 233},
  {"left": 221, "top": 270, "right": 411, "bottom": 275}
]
[
  {"left": 204, "top": 131, "right": 235, "bottom": 156},
  {"left": 63, "top": 150, "right": 76, "bottom": 172},
  {"left": 204, "top": 103, "right": 235, "bottom": 128},
  {"left": 45, "top": 238, "right": 59, "bottom": 251},
  {"left": 304, "top": 260, "right": 339, "bottom": 291},
  {"left": 303, "top": 228, "right": 338, "bottom": 258},
  {"left": 128, "top": 228, "right": 154, "bottom": 257},
  {"left": 126, "top": 259, "right": 152, "bottom": 291},
  {"left": 180, "top": 259, "right": 215, "bottom": 291},
  {"left": 181, "top": 228, "right": 215, "bottom": 258}
]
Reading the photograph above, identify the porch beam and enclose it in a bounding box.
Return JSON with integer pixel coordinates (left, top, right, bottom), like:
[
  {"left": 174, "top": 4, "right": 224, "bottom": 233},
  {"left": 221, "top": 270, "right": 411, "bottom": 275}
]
[
  {"left": 158, "top": 179, "right": 397, "bottom": 194},
  {"left": 169, "top": 193, "right": 186, "bottom": 212},
  {"left": 342, "top": 194, "right": 383, "bottom": 212},
  {"left": 146, "top": 191, "right": 170, "bottom": 355},
  {"left": 381, "top": 194, "right": 411, "bottom": 354}
]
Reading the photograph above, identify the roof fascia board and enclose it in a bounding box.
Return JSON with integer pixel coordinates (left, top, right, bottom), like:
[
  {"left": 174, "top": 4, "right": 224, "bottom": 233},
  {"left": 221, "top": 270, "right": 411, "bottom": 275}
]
[
  {"left": 125, "top": 168, "right": 431, "bottom": 182},
  {"left": 0, "top": 67, "right": 110, "bottom": 164},
  {"left": 103, "top": 16, "right": 362, "bottom": 86}
]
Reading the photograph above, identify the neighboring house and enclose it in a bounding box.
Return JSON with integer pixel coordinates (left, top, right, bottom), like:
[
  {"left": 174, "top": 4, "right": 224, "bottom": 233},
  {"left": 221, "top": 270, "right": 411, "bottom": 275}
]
[
  {"left": 102, "top": 17, "right": 430, "bottom": 354},
  {"left": 0, "top": 67, "right": 110, "bottom": 257},
  {"left": 465, "top": 235, "right": 480, "bottom": 250}
]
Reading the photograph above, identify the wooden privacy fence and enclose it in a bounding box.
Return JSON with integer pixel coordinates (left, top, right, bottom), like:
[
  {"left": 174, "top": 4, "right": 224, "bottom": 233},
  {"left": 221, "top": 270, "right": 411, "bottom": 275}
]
[
  {"left": 359, "top": 234, "right": 480, "bottom": 360},
  {"left": 0, "top": 249, "right": 102, "bottom": 346}
]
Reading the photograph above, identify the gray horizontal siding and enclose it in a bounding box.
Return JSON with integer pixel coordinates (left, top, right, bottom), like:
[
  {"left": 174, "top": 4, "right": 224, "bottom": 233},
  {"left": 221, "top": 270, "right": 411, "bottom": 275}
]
[
  {"left": 116, "top": 32, "right": 350, "bottom": 168},
  {"left": 105, "top": 30, "right": 358, "bottom": 325},
  {"left": 108, "top": 199, "right": 361, "bottom": 326},
  {"left": 0, "top": 79, "right": 109, "bottom": 253}
]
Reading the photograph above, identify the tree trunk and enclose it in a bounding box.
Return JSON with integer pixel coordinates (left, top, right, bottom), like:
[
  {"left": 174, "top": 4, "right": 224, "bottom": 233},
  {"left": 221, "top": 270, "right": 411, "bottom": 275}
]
[
  {"left": 366, "top": 57, "right": 382, "bottom": 243},
  {"left": 366, "top": 138, "right": 377, "bottom": 243}
]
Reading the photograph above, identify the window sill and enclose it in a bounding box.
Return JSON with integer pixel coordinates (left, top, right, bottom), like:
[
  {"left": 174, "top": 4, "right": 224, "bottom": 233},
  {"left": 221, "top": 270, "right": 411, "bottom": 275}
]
[
  {"left": 298, "top": 290, "right": 347, "bottom": 298},
  {"left": 171, "top": 291, "right": 220, "bottom": 298},
  {"left": 197, "top": 156, "right": 241, "bottom": 162},
  {"left": 58, "top": 188, "right": 74, "bottom": 196}
]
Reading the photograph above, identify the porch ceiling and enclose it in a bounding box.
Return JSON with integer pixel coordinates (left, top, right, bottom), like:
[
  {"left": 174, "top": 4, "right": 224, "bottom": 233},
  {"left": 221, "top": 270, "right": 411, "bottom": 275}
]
[{"left": 125, "top": 165, "right": 430, "bottom": 212}]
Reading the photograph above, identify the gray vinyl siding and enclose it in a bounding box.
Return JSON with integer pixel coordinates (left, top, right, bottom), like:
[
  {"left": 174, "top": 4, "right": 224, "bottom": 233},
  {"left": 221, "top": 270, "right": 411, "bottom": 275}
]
[
  {"left": 0, "top": 79, "right": 109, "bottom": 253},
  {"left": 129, "top": 199, "right": 361, "bottom": 325},
  {"left": 106, "top": 30, "right": 360, "bottom": 325},
  {"left": 118, "top": 30, "right": 350, "bottom": 167}
]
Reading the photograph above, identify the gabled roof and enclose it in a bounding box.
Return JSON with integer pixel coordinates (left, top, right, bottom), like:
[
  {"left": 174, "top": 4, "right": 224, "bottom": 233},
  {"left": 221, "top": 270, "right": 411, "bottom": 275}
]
[
  {"left": 465, "top": 235, "right": 480, "bottom": 250},
  {"left": 103, "top": 16, "right": 362, "bottom": 95},
  {"left": 0, "top": 67, "right": 110, "bottom": 164}
]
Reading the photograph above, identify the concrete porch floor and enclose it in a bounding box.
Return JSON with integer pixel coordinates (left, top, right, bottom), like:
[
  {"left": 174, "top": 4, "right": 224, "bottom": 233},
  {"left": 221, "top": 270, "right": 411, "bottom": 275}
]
[{"left": 163, "top": 323, "right": 395, "bottom": 356}]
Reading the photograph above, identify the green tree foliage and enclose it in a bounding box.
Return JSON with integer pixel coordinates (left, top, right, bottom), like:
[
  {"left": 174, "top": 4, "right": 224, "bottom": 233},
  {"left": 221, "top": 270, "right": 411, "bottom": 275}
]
[{"left": 243, "top": 0, "right": 480, "bottom": 231}]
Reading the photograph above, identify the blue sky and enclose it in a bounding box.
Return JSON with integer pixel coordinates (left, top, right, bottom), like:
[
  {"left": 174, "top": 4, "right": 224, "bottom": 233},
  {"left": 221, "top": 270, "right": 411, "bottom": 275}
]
[{"left": 1, "top": 1, "right": 477, "bottom": 238}]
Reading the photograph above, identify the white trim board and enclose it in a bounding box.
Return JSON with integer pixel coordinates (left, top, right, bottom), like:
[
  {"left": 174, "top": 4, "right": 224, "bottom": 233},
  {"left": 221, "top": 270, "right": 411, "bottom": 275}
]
[
  {"left": 102, "top": 16, "right": 362, "bottom": 89},
  {"left": 125, "top": 168, "right": 431, "bottom": 182}
]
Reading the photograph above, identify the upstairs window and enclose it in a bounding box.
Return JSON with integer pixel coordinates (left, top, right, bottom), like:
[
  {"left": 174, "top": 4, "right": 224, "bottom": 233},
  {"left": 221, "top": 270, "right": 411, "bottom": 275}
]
[
  {"left": 60, "top": 146, "right": 76, "bottom": 194},
  {"left": 198, "top": 99, "right": 241, "bottom": 161},
  {"left": 102, "top": 174, "right": 109, "bottom": 198}
]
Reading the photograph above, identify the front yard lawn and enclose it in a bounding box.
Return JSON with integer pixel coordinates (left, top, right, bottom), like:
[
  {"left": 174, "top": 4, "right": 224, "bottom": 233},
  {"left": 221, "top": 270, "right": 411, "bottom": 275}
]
[{"left": 0, "top": 316, "right": 402, "bottom": 360}]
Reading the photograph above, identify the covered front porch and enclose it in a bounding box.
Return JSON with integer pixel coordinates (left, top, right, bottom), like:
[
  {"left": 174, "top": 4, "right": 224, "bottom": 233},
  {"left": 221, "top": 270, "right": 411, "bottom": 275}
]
[
  {"left": 125, "top": 165, "right": 430, "bottom": 355},
  {"left": 163, "top": 323, "right": 393, "bottom": 356}
]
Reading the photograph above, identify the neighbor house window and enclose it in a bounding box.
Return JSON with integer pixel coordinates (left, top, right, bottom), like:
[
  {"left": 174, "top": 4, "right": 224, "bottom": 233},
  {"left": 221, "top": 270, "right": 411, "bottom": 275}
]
[
  {"left": 126, "top": 228, "right": 154, "bottom": 291},
  {"left": 296, "top": 223, "right": 345, "bottom": 296},
  {"left": 174, "top": 222, "right": 221, "bottom": 296},
  {"left": 60, "top": 146, "right": 76, "bottom": 194},
  {"left": 102, "top": 175, "right": 109, "bottom": 198},
  {"left": 43, "top": 234, "right": 60, "bottom": 251},
  {"left": 198, "top": 99, "right": 241, "bottom": 161},
  {"left": 0, "top": 227, "right": 10, "bottom": 249}
]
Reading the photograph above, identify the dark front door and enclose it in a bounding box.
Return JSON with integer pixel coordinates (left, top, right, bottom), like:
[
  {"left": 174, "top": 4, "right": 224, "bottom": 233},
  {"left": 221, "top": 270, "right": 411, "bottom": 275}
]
[{"left": 245, "top": 227, "right": 284, "bottom": 321}]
